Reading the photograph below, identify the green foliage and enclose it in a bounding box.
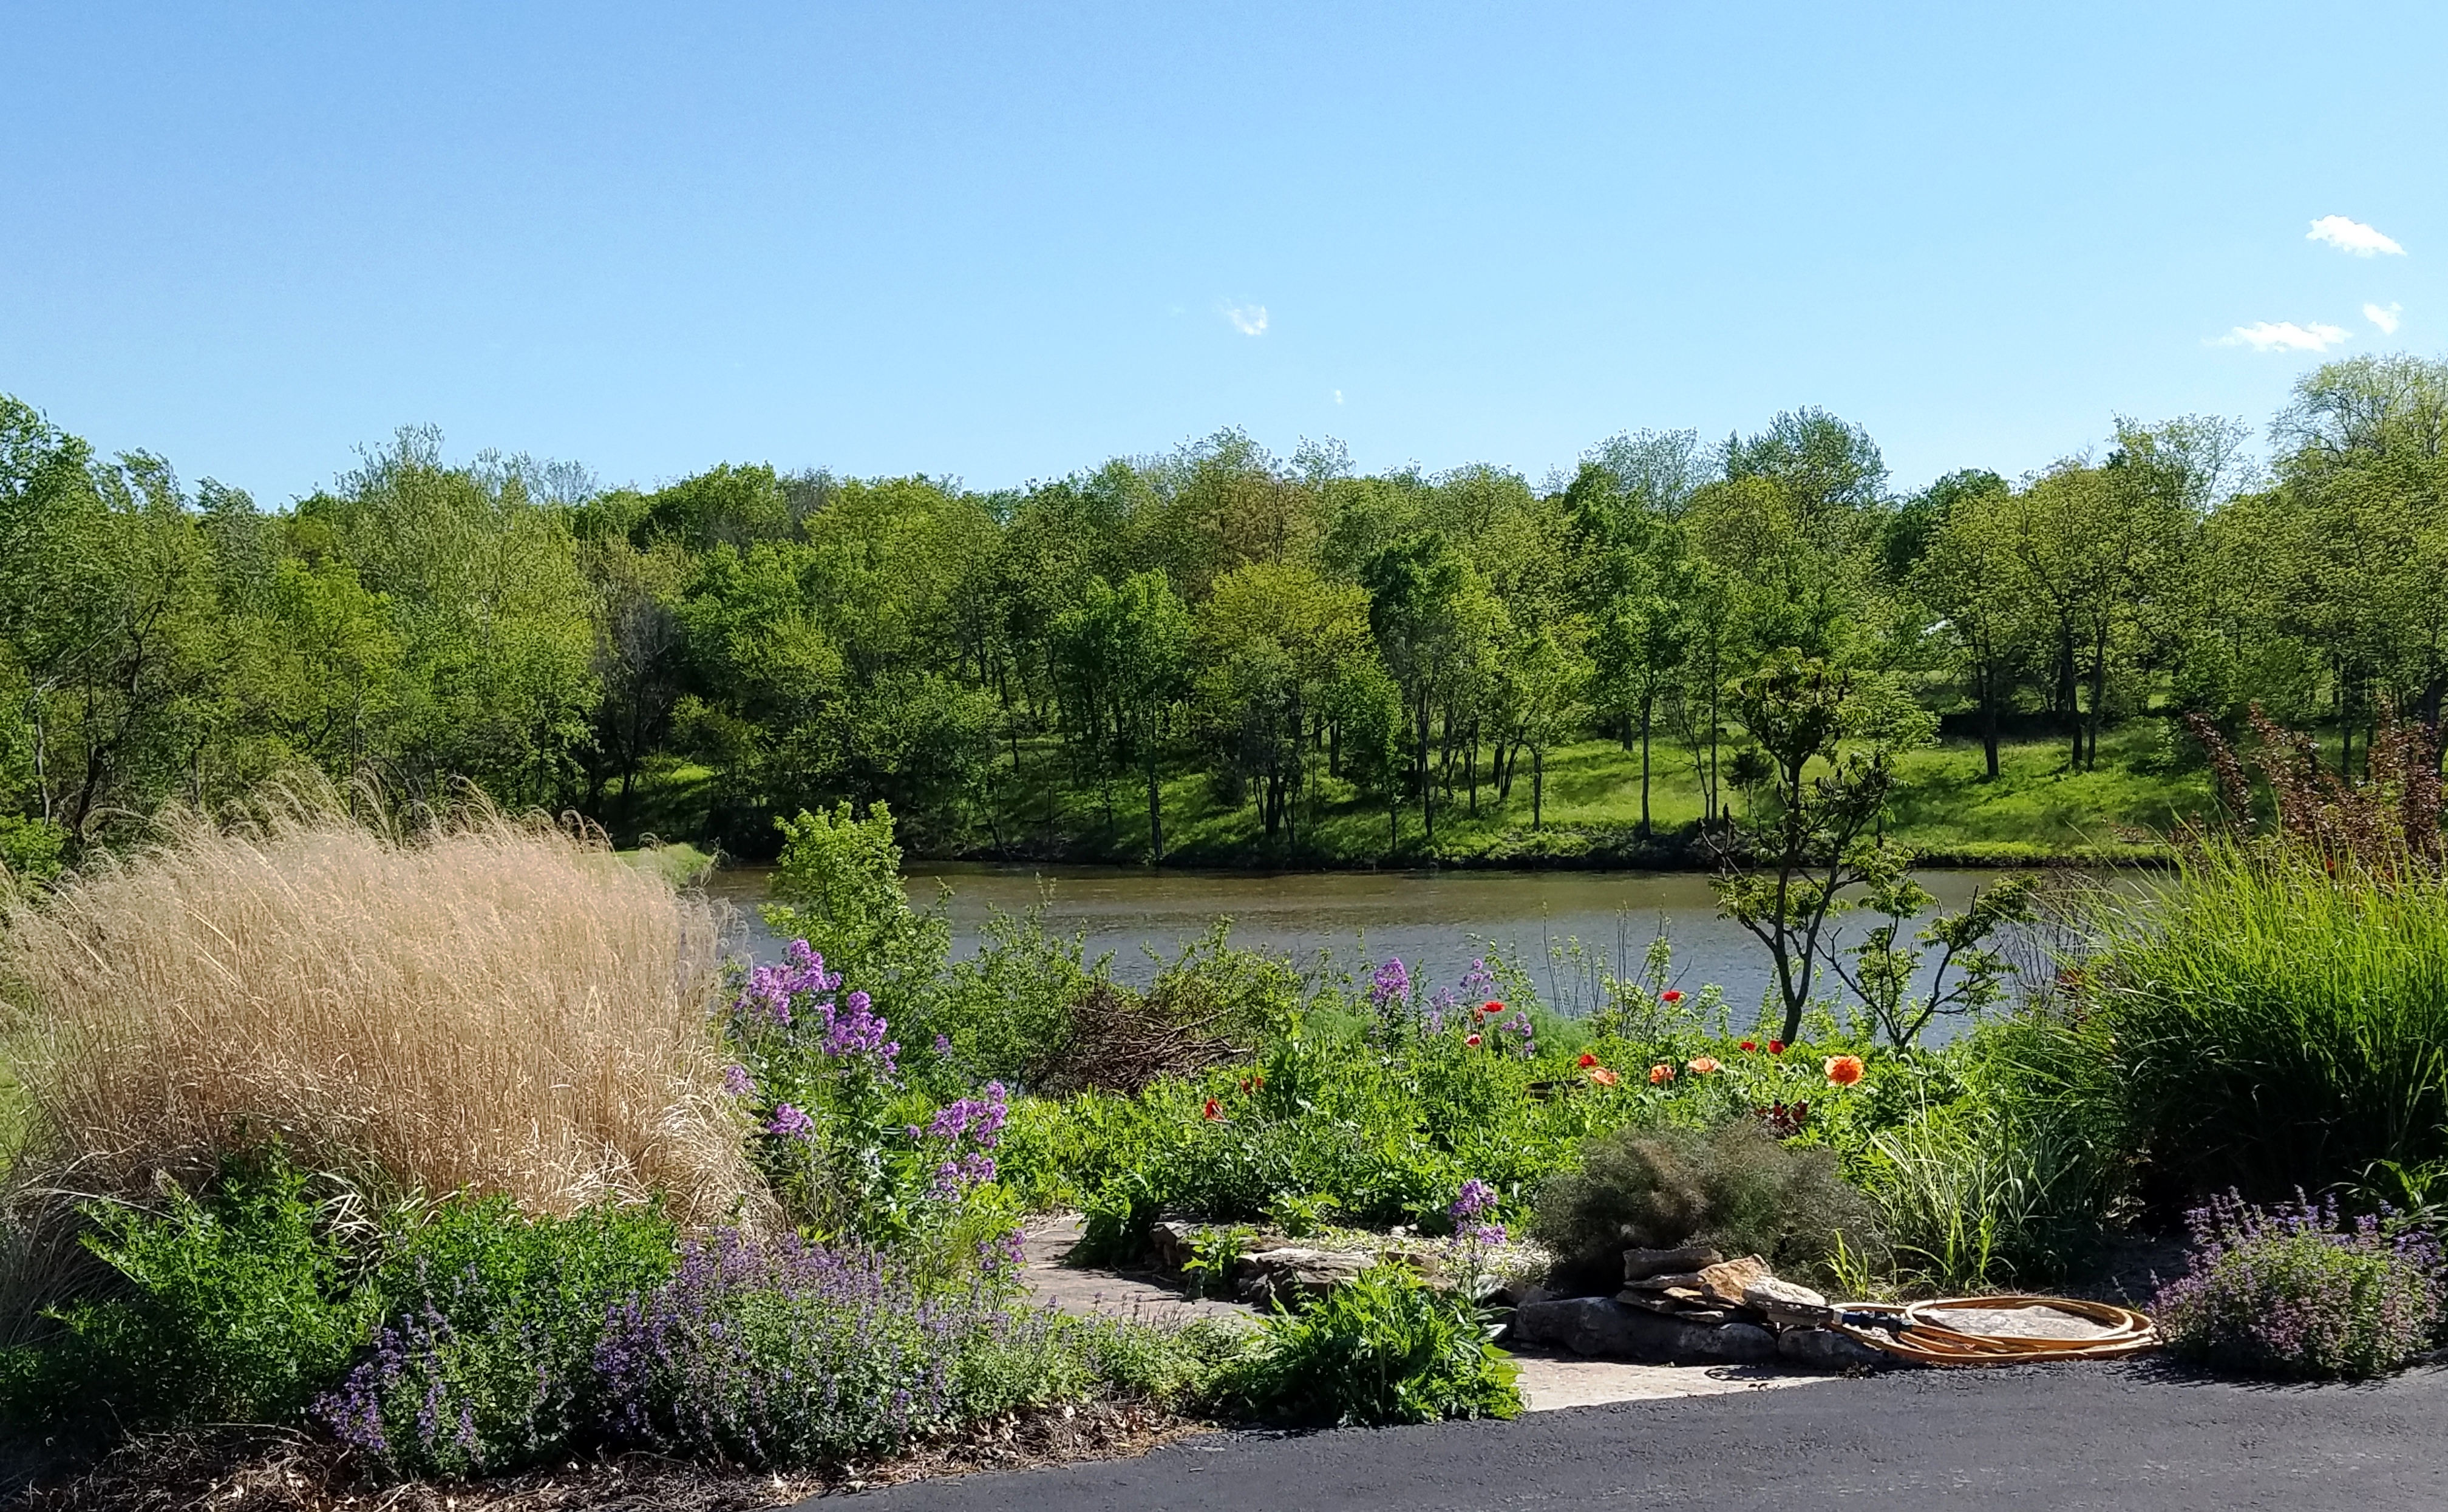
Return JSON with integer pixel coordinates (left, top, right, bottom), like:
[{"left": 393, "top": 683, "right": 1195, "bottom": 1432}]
[
  {"left": 1222, "top": 1263, "right": 1519, "bottom": 1428},
  {"left": 1529, "top": 1119, "right": 1881, "bottom": 1290},
  {"left": 1, "top": 1151, "right": 369, "bottom": 1429},
  {"left": 2085, "top": 838, "right": 2448, "bottom": 1202},
  {"left": 1857, "top": 1017, "right": 2123, "bottom": 1290}
]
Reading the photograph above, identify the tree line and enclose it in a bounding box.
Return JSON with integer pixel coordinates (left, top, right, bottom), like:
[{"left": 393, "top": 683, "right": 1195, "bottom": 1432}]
[{"left": 4, "top": 353, "right": 2444, "bottom": 874}]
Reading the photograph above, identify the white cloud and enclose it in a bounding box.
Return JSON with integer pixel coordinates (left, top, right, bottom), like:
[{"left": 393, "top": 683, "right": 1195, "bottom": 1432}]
[
  {"left": 1333, "top": 389, "right": 1344, "bottom": 405},
  {"left": 2307, "top": 215, "right": 2406, "bottom": 256},
  {"left": 2220, "top": 320, "right": 2352, "bottom": 352},
  {"left": 1224, "top": 303, "right": 1268, "bottom": 336},
  {"left": 2365, "top": 301, "right": 2403, "bottom": 334}
]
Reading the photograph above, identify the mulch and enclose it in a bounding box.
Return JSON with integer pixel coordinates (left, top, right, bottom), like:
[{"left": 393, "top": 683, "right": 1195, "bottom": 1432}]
[{"left": 10, "top": 1402, "right": 1201, "bottom": 1511}]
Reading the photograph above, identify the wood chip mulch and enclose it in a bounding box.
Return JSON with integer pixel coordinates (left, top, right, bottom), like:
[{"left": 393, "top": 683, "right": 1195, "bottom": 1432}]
[{"left": 10, "top": 1402, "right": 1203, "bottom": 1511}]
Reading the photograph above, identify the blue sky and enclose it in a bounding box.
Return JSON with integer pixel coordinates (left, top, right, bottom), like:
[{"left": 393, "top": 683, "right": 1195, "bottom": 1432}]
[{"left": 3, "top": 1, "right": 2441, "bottom": 503}]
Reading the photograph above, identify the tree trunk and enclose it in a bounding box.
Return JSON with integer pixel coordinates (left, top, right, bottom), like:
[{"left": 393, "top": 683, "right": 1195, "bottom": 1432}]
[
  {"left": 1638, "top": 691, "right": 1653, "bottom": 836},
  {"left": 1980, "top": 660, "right": 2001, "bottom": 779},
  {"left": 1532, "top": 747, "right": 1544, "bottom": 830},
  {"left": 1144, "top": 744, "right": 1164, "bottom": 863}
]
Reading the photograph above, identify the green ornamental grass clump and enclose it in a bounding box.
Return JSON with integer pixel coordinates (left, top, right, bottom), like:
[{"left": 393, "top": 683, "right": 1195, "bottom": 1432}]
[
  {"left": 2087, "top": 839, "right": 2448, "bottom": 1201},
  {"left": 1224, "top": 1263, "right": 1519, "bottom": 1428}
]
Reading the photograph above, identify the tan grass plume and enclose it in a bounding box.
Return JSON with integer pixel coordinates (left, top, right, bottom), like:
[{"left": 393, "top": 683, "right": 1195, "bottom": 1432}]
[{"left": 1, "top": 793, "right": 754, "bottom": 1223}]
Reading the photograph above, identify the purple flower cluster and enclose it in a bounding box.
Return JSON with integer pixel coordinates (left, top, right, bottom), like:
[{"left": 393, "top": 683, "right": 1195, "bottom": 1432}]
[
  {"left": 1448, "top": 1179, "right": 1508, "bottom": 1260},
  {"left": 721, "top": 1063, "right": 755, "bottom": 1097},
  {"left": 739, "top": 939, "right": 840, "bottom": 1026},
  {"left": 2152, "top": 1190, "right": 2446, "bottom": 1380},
  {"left": 926, "top": 1083, "right": 1010, "bottom": 1145},
  {"left": 593, "top": 1232, "right": 973, "bottom": 1468},
  {"left": 733, "top": 941, "right": 899, "bottom": 1076},
  {"left": 1450, "top": 1179, "right": 1498, "bottom": 1221},
  {"left": 766, "top": 1103, "right": 815, "bottom": 1140},
  {"left": 315, "top": 1269, "right": 580, "bottom": 1480},
  {"left": 1367, "top": 957, "right": 1412, "bottom": 1014},
  {"left": 914, "top": 1082, "right": 1009, "bottom": 1197}
]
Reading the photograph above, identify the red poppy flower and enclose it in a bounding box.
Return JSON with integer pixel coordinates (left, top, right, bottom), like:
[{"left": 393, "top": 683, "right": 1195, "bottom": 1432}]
[
  {"left": 1767, "top": 1040, "right": 1787, "bottom": 1055},
  {"left": 1588, "top": 1066, "right": 1620, "bottom": 1087},
  {"left": 1824, "top": 1055, "right": 1866, "bottom": 1087},
  {"left": 1660, "top": 989, "right": 1685, "bottom": 1005},
  {"left": 1465, "top": 1033, "right": 1483, "bottom": 1048},
  {"left": 1201, "top": 1097, "right": 1221, "bottom": 1120},
  {"left": 1482, "top": 1000, "right": 1506, "bottom": 1015},
  {"left": 1577, "top": 1052, "right": 1598, "bottom": 1068},
  {"left": 1738, "top": 1040, "right": 1758, "bottom": 1053}
]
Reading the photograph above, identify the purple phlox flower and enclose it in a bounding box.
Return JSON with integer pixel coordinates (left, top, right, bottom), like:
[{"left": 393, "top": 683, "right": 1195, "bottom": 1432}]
[
  {"left": 734, "top": 939, "right": 841, "bottom": 1026},
  {"left": 933, "top": 1033, "right": 953, "bottom": 1056},
  {"left": 766, "top": 1103, "right": 816, "bottom": 1140},
  {"left": 1458, "top": 958, "right": 1497, "bottom": 999},
  {"left": 1462, "top": 1221, "right": 1508, "bottom": 1248},
  {"left": 1450, "top": 1178, "right": 1498, "bottom": 1221},
  {"left": 721, "top": 1063, "right": 755, "bottom": 1097},
  {"left": 1367, "top": 957, "right": 1412, "bottom": 1010}
]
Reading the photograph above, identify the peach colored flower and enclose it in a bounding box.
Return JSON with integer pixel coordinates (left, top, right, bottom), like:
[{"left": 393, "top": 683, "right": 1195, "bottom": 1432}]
[
  {"left": 1588, "top": 1066, "right": 1620, "bottom": 1087},
  {"left": 1824, "top": 1054, "right": 1866, "bottom": 1087},
  {"left": 1688, "top": 1056, "right": 1721, "bottom": 1075},
  {"left": 1648, "top": 1063, "right": 1675, "bottom": 1085}
]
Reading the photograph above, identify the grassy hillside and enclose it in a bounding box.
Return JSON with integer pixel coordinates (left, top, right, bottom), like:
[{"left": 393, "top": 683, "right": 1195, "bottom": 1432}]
[{"left": 630, "top": 722, "right": 2211, "bottom": 869}]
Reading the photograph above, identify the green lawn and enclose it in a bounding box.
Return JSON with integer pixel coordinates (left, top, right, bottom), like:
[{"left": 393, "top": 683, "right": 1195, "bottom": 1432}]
[
  {"left": 616, "top": 722, "right": 2212, "bottom": 870},
  {"left": 965, "top": 723, "right": 2207, "bottom": 868}
]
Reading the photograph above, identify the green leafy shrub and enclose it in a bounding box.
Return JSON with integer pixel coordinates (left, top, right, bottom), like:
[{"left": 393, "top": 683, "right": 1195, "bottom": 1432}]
[
  {"left": 318, "top": 1198, "right": 678, "bottom": 1479},
  {"left": 1530, "top": 1119, "right": 1880, "bottom": 1290},
  {"left": 1225, "top": 1264, "right": 1518, "bottom": 1427},
  {"left": 1, "top": 1151, "right": 368, "bottom": 1429},
  {"left": 2086, "top": 839, "right": 2448, "bottom": 1202}
]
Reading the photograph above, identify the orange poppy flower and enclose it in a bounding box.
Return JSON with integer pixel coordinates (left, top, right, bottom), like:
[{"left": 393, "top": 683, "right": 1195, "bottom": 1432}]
[
  {"left": 1688, "top": 1056, "right": 1721, "bottom": 1075},
  {"left": 1824, "top": 1055, "right": 1866, "bottom": 1087},
  {"left": 1648, "top": 1063, "right": 1674, "bottom": 1085},
  {"left": 1202, "top": 1097, "right": 1222, "bottom": 1120},
  {"left": 1577, "top": 1052, "right": 1598, "bottom": 1068},
  {"left": 1588, "top": 1066, "right": 1620, "bottom": 1087}
]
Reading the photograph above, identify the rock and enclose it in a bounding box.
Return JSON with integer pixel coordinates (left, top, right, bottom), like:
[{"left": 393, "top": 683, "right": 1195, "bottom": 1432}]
[
  {"left": 1615, "top": 1290, "right": 1735, "bottom": 1323},
  {"left": 1778, "top": 1326, "right": 1889, "bottom": 1371},
  {"left": 1623, "top": 1271, "right": 1705, "bottom": 1293},
  {"left": 1710, "top": 1322, "right": 1781, "bottom": 1364},
  {"left": 1696, "top": 1255, "right": 1774, "bottom": 1307},
  {"left": 1234, "top": 1246, "right": 1372, "bottom": 1306},
  {"left": 1512, "top": 1296, "right": 1780, "bottom": 1365},
  {"left": 1742, "top": 1275, "right": 1834, "bottom": 1324},
  {"left": 1148, "top": 1220, "right": 1200, "bottom": 1271},
  {"left": 1623, "top": 1244, "right": 1724, "bottom": 1282}
]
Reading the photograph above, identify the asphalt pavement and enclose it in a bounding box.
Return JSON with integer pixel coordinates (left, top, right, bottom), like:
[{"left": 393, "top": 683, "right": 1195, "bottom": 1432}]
[{"left": 835, "top": 1360, "right": 2447, "bottom": 1512}]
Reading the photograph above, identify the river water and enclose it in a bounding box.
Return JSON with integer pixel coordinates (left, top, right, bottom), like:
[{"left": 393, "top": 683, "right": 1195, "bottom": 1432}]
[{"left": 702, "top": 864, "right": 2058, "bottom": 1035}]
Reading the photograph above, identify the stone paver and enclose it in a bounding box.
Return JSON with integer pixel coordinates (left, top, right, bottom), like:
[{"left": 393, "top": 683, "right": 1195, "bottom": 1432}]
[{"left": 1015, "top": 1215, "right": 1834, "bottom": 1411}]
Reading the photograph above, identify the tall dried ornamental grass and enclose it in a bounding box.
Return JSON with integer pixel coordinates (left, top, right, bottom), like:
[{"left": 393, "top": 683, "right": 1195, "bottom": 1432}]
[{"left": 0, "top": 799, "right": 754, "bottom": 1223}]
